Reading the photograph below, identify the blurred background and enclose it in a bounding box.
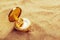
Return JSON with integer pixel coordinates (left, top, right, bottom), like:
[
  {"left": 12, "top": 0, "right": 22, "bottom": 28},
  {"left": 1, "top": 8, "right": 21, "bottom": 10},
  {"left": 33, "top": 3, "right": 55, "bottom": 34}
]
[{"left": 0, "top": 0, "right": 60, "bottom": 40}]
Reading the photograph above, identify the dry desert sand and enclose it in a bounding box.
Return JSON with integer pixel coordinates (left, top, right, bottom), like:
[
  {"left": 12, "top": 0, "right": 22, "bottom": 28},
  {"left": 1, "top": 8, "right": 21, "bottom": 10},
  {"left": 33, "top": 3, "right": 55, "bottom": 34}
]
[{"left": 0, "top": 0, "right": 60, "bottom": 40}]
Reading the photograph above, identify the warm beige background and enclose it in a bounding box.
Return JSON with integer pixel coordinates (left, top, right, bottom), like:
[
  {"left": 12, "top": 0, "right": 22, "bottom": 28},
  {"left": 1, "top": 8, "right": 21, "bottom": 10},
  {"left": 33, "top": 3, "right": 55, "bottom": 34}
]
[{"left": 0, "top": 0, "right": 60, "bottom": 40}]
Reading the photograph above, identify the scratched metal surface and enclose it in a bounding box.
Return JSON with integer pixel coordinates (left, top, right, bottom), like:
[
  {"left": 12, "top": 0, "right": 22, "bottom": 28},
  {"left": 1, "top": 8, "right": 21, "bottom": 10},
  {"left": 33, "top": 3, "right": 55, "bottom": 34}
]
[{"left": 0, "top": 0, "right": 60, "bottom": 40}]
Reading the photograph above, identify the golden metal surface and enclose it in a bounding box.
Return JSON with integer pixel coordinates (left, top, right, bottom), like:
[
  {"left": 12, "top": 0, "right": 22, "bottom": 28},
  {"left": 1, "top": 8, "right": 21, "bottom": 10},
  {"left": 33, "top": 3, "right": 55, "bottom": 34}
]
[{"left": 8, "top": 7, "right": 22, "bottom": 22}]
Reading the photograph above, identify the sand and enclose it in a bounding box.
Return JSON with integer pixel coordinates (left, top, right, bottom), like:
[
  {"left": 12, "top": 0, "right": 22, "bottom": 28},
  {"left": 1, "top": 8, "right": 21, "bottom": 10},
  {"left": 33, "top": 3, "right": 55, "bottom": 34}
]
[{"left": 0, "top": 0, "right": 60, "bottom": 40}]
